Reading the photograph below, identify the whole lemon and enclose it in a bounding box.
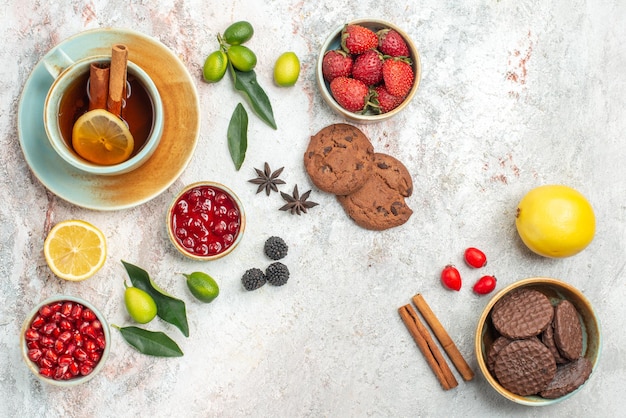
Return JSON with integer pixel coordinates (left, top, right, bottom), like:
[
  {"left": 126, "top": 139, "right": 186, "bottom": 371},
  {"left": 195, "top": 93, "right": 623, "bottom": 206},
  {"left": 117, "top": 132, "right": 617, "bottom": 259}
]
[{"left": 515, "top": 185, "right": 595, "bottom": 258}]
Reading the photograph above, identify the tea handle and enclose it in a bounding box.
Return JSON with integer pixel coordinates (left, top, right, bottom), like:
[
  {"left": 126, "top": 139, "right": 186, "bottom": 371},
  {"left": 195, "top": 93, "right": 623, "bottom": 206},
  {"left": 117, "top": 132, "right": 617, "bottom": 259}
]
[{"left": 43, "top": 48, "right": 75, "bottom": 79}]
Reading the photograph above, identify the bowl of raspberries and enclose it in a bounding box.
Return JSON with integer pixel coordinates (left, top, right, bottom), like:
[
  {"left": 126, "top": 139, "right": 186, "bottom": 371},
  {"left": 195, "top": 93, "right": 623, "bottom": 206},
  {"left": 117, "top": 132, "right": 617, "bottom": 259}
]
[{"left": 317, "top": 19, "right": 421, "bottom": 122}]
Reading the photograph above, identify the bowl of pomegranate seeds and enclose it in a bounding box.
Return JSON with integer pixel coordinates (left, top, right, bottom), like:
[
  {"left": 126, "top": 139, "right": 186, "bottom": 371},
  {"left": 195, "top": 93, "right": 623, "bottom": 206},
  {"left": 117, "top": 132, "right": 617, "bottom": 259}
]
[
  {"left": 20, "top": 295, "right": 110, "bottom": 386},
  {"left": 317, "top": 19, "right": 421, "bottom": 122},
  {"left": 167, "top": 181, "right": 246, "bottom": 260}
]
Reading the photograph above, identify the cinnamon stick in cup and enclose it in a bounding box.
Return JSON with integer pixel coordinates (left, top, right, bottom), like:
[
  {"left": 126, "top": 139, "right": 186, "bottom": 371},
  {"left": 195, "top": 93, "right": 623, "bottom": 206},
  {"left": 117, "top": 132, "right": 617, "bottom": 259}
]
[
  {"left": 107, "top": 44, "right": 128, "bottom": 117},
  {"left": 88, "top": 63, "right": 110, "bottom": 110},
  {"left": 412, "top": 293, "right": 475, "bottom": 381}
]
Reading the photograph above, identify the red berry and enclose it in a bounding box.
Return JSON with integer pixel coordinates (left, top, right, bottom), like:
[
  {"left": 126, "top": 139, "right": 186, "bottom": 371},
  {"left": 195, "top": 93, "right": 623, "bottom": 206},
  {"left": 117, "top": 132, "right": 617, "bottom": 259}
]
[
  {"left": 377, "top": 29, "right": 410, "bottom": 57},
  {"left": 352, "top": 49, "right": 383, "bottom": 86},
  {"left": 372, "top": 85, "right": 404, "bottom": 113},
  {"left": 329, "top": 76, "right": 370, "bottom": 113},
  {"left": 322, "top": 49, "right": 353, "bottom": 83},
  {"left": 441, "top": 265, "right": 462, "bottom": 291},
  {"left": 464, "top": 247, "right": 487, "bottom": 268},
  {"left": 341, "top": 24, "right": 378, "bottom": 55},
  {"left": 382, "top": 58, "right": 414, "bottom": 98},
  {"left": 473, "top": 275, "right": 497, "bottom": 295}
]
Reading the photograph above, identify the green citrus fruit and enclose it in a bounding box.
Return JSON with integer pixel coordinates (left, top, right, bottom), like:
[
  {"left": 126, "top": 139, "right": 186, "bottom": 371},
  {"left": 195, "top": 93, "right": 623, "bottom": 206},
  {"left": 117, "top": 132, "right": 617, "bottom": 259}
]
[
  {"left": 515, "top": 185, "right": 595, "bottom": 258},
  {"left": 184, "top": 272, "right": 220, "bottom": 303},
  {"left": 203, "top": 50, "right": 228, "bottom": 83},
  {"left": 273, "top": 52, "right": 300, "bottom": 87},
  {"left": 124, "top": 286, "right": 157, "bottom": 324},
  {"left": 223, "top": 21, "right": 254, "bottom": 45},
  {"left": 227, "top": 45, "right": 257, "bottom": 72}
]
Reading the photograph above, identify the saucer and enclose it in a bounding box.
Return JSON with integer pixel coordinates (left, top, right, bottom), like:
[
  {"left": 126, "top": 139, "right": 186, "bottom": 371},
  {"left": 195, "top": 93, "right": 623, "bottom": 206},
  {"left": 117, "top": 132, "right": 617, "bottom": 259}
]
[{"left": 18, "top": 28, "right": 200, "bottom": 210}]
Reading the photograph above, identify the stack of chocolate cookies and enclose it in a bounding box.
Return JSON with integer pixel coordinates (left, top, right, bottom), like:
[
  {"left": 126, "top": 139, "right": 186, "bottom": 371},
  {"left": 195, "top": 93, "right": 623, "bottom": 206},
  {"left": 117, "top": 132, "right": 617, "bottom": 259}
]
[
  {"left": 303, "top": 123, "right": 413, "bottom": 230},
  {"left": 487, "top": 288, "right": 593, "bottom": 399}
]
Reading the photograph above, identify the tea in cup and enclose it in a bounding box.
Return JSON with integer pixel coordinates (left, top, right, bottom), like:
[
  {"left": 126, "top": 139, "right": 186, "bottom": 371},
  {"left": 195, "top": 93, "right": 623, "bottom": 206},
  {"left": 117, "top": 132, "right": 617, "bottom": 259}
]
[{"left": 43, "top": 46, "right": 164, "bottom": 176}]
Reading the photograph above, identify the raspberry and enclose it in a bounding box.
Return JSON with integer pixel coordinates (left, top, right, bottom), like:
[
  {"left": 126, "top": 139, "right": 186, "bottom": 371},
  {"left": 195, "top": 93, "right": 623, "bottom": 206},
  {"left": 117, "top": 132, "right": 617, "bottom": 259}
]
[
  {"left": 264, "top": 236, "right": 288, "bottom": 260},
  {"left": 241, "top": 268, "right": 266, "bottom": 291},
  {"left": 265, "top": 262, "right": 290, "bottom": 286}
]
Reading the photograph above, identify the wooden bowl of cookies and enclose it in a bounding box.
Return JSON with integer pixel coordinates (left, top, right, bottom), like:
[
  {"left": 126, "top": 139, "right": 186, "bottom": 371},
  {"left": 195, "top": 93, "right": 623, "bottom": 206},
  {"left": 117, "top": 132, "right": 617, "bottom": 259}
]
[
  {"left": 316, "top": 19, "right": 421, "bottom": 123},
  {"left": 475, "top": 277, "right": 601, "bottom": 406}
]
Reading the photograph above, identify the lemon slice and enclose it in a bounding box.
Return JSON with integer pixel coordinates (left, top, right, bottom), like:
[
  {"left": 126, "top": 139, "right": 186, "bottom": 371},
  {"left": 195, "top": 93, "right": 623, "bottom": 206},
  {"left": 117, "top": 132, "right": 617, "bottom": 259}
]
[
  {"left": 44, "top": 220, "right": 107, "bottom": 281},
  {"left": 72, "top": 109, "right": 134, "bottom": 165}
]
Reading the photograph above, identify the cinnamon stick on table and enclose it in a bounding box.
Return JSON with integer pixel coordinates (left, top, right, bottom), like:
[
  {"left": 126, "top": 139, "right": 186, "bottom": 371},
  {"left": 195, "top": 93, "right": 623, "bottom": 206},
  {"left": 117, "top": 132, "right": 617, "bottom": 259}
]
[
  {"left": 398, "top": 304, "right": 458, "bottom": 390},
  {"left": 107, "top": 44, "right": 128, "bottom": 118},
  {"left": 88, "top": 63, "right": 110, "bottom": 110},
  {"left": 412, "top": 293, "right": 475, "bottom": 381}
]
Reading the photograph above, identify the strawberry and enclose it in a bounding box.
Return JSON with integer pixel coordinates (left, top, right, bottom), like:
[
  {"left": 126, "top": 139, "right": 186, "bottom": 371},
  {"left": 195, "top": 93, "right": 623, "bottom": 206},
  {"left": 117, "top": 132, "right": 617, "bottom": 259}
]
[
  {"left": 341, "top": 24, "right": 378, "bottom": 55},
  {"left": 322, "top": 49, "right": 353, "bottom": 83},
  {"left": 329, "top": 76, "right": 370, "bottom": 113},
  {"left": 372, "top": 85, "right": 404, "bottom": 113},
  {"left": 377, "top": 29, "right": 410, "bottom": 57},
  {"left": 382, "top": 58, "right": 414, "bottom": 98},
  {"left": 352, "top": 49, "right": 383, "bottom": 86}
]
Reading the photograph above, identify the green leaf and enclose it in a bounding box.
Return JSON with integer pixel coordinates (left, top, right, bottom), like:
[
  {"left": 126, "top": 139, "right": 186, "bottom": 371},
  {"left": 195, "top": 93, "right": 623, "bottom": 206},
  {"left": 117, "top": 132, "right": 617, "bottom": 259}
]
[
  {"left": 114, "top": 325, "right": 183, "bottom": 357},
  {"left": 227, "top": 103, "right": 248, "bottom": 170},
  {"left": 229, "top": 63, "right": 277, "bottom": 129},
  {"left": 121, "top": 260, "right": 189, "bottom": 337}
]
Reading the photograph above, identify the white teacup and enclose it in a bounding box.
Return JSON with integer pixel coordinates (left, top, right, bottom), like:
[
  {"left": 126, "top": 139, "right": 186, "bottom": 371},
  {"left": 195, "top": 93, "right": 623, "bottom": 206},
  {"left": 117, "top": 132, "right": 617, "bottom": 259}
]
[{"left": 43, "top": 49, "right": 164, "bottom": 176}]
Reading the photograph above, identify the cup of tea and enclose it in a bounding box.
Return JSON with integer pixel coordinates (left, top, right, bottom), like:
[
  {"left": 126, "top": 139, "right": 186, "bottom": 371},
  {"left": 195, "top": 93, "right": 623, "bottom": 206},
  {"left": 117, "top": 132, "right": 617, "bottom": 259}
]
[{"left": 43, "top": 48, "right": 164, "bottom": 176}]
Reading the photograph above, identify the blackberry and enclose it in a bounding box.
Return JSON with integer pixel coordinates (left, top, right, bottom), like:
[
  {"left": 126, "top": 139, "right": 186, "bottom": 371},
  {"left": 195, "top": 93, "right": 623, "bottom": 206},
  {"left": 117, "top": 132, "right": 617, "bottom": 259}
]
[
  {"left": 265, "top": 262, "right": 290, "bottom": 286},
  {"left": 241, "top": 268, "right": 266, "bottom": 291},
  {"left": 264, "top": 236, "right": 288, "bottom": 260}
]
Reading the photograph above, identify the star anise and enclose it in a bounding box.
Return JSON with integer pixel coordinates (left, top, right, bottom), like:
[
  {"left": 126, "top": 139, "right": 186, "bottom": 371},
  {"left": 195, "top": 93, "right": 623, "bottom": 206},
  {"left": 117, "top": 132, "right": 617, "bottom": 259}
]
[
  {"left": 279, "top": 185, "right": 319, "bottom": 215},
  {"left": 248, "top": 162, "right": 286, "bottom": 196}
]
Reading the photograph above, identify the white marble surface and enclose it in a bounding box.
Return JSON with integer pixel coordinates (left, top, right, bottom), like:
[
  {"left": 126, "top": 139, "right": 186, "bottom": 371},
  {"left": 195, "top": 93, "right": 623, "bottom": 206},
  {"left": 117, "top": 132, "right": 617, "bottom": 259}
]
[{"left": 2, "top": 0, "right": 625, "bottom": 417}]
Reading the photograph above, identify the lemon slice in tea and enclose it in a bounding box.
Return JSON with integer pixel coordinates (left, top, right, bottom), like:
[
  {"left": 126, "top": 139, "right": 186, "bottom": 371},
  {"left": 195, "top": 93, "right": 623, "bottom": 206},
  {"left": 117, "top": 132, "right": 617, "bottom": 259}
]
[
  {"left": 72, "top": 109, "right": 134, "bottom": 165},
  {"left": 44, "top": 219, "right": 107, "bottom": 281}
]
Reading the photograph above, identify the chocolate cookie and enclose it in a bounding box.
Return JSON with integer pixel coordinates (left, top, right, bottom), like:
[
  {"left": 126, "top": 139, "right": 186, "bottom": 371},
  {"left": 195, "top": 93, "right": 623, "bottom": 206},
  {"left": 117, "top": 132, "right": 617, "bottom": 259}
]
[
  {"left": 553, "top": 300, "right": 583, "bottom": 361},
  {"left": 541, "top": 317, "right": 569, "bottom": 364},
  {"left": 337, "top": 153, "right": 413, "bottom": 230},
  {"left": 491, "top": 288, "right": 554, "bottom": 339},
  {"left": 303, "top": 123, "right": 374, "bottom": 195},
  {"left": 493, "top": 338, "right": 557, "bottom": 396},
  {"left": 487, "top": 336, "right": 511, "bottom": 374},
  {"left": 539, "top": 357, "right": 593, "bottom": 399}
]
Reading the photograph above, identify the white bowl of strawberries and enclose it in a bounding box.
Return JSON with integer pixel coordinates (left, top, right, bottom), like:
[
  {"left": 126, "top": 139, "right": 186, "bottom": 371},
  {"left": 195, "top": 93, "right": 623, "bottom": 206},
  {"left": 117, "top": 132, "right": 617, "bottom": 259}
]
[{"left": 317, "top": 19, "right": 421, "bottom": 122}]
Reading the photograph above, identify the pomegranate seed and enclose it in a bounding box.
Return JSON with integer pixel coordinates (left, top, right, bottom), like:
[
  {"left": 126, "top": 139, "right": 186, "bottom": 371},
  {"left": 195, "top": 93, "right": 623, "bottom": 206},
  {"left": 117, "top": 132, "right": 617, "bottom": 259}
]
[
  {"left": 59, "top": 319, "right": 72, "bottom": 330},
  {"left": 84, "top": 325, "right": 97, "bottom": 340},
  {"left": 39, "top": 368, "right": 53, "bottom": 378},
  {"left": 24, "top": 328, "right": 40, "bottom": 341},
  {"left": 82, "top": 309, "right": 96, "bottom": 321},
  {"left": 41, "top": 322, "right": 56, "bottom": 335},
  {"left": 89, "top": 351, "right": 101, "bottom": 363},
  {"left": 50, "top": 302, "right": 63, "bottom": 312},
  {"left": 39, "top": 305, "right": 53, "bottom": 317},
  {"left": 40, "top": 336, "right": 54, "bottom": 347},
  {"left": 27, "top": 341, "right": 40, "bottom": 350},
  {"left": 64, "top": 342, "right": 76, "bottom": 355},
  {"left": 63, "top": 372, "right": 73, "bottom": 380},
  {"left": 91, "top": 320, "right": 102, "bottom": 331},
  {"left": 57, "top": 354, "right": 73, "bottom": 367},
  {"left": 53, "top": 339, "right": 65, "bottom": 354},
  {"left": 69, "top": 361, "right": 80, "bottom": 376},
  {"left": 73, "top": 332, "right": 84, "bottom": 347},
  {"left": 31, "top": 315, "right": 45, "bottom": 329},
  {"left": 53, "top": 365, "right": 68, "bottom": 380},
  {"left": 61, "top": 301, "right": 74, "bottom": 316},
  {"left": 70, "top": 304, "right": 83, "bottom": 320},
  {"left": 58, "top": 330, "right": 72, "bottom": 344},
  {"left": 28, "top": 348, "right": 43, "bottom": 362},
  {"left": 45, "top": 349, "right": 58, "bottom": 362},
  {"left": 95, "top": 335, "right": 106, "bottom": 350},
  {"left": 79, "top": 361, "right": 94, "bottom": 376},
  {"left": 84, "top": 339, "right": 97, "bottom": 353},
  {"left": 39, "top": 357, "right": 54, "bottom": 369},
  {"left": 74, "top": 348, "right": 88, "bottom": 362}
]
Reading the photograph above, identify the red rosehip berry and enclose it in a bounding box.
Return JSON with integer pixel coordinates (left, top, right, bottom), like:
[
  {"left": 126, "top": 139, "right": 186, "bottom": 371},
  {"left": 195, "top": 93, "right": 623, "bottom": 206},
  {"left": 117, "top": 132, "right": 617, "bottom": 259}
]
[
  {"left": 441, "top": 265, "right": 462, "bottom": 291},
  {"left": 473, "top": 275, "right": 497, "bottom": 295},
  {"left": 464, "top": 247, "right": 487, "bottom": 268}
]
